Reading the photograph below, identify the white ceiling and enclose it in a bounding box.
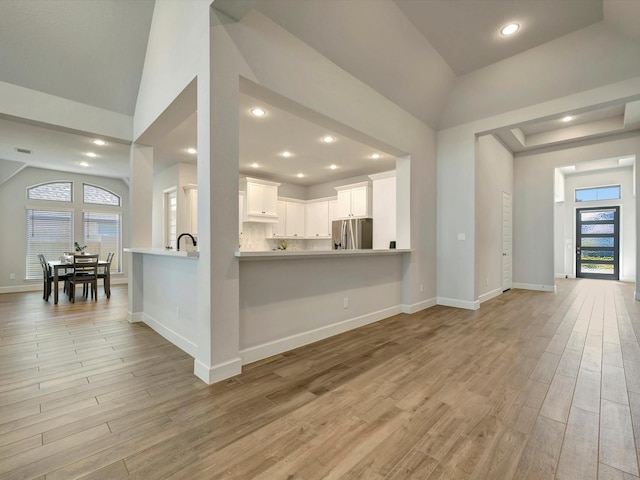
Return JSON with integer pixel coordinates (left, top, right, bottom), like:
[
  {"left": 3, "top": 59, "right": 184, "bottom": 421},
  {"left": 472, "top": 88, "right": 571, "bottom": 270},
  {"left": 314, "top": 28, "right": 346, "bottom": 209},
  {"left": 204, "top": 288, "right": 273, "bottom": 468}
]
[
  {"left": 393, "top": 0, "right": 603, "bottom": 75},
  {"left": 0, "top": 0, "right": 154, "bottom": 116},
  {"left": 0, "top": 116, "right": 131, "bottom": 179},
  {"left": 1, "top": 0, "right": 639, "bottom": 183},
  {"left": 238, "top": 93, "right": 396, "bottom": 186}
]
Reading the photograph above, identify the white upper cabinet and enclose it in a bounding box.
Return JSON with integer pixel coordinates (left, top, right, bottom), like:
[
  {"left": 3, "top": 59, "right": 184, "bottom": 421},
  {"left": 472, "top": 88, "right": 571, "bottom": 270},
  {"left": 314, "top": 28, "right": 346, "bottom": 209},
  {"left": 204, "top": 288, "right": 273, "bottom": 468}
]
[
  {"left": 238, "top": 192, "right": 244, "bottom": 237},
  {"left": 183, "top": 184, "right": 198, "bottom": 236},
  {"left": 242, "top": 177, "right": 280, "bottom": 223},
  {"left": 335, "top": 182, "right": 370, "bottom": 219},
  {"left": 369, "top": 171, "right": 396, "bottom": 250},
  {"left": 285, "top": 201, "right": 305, "bottom": 237},
  {"left": 305, "top": 201, "right": 330, "bottom": 237},
  {"left": 271, "top": 201, "right": 286, "bottom": 237}
]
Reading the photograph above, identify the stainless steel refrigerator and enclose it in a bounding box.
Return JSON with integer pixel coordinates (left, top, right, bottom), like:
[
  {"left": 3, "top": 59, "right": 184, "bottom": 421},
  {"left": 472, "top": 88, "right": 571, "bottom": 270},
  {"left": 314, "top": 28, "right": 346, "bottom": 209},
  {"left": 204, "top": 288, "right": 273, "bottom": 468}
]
[{"left": 332, "top": 218, "right": 373, "bottom": 250}]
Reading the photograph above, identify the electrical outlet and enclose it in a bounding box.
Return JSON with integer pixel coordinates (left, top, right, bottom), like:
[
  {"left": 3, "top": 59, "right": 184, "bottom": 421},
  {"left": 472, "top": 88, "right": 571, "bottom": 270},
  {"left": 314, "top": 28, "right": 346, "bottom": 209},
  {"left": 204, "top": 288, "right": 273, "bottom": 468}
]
[
  {"left": 9, "top": 273, "right": 15, "bottom": 280},
  {"left": 343, "top": 297, "right": 349, "bottom": 309}
]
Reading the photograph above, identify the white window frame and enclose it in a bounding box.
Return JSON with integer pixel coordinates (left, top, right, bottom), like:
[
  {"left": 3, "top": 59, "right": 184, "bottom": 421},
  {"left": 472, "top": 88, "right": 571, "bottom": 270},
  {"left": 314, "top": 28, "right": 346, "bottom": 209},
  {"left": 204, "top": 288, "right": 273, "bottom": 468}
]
[
  {"left": 25, "top": 207, "right": 74, "bottom": 279},
  {"left": 82, "top": 210, "right": 123, "bottom": 273}
]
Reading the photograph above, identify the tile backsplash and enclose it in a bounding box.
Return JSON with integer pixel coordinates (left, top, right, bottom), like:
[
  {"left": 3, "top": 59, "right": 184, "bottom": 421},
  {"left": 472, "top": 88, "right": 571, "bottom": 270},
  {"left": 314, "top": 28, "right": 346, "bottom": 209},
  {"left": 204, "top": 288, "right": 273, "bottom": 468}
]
[{"left": 239, "top": 222, "right": 332, "bottom": 252}]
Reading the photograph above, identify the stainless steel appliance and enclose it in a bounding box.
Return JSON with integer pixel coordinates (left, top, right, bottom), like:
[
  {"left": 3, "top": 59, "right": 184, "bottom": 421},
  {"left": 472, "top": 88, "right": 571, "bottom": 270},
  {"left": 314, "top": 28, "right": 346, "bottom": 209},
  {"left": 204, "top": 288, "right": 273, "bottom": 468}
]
[{"left": 332, "top": 218, "right": 373, "bottom": 250}]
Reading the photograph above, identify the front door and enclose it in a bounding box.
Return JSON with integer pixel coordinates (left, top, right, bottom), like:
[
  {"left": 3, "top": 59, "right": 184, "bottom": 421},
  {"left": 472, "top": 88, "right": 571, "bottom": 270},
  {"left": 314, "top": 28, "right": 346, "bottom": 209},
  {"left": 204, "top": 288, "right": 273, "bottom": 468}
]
[{"left": 576, "top": 206, "right": 619, "bottom": 280}]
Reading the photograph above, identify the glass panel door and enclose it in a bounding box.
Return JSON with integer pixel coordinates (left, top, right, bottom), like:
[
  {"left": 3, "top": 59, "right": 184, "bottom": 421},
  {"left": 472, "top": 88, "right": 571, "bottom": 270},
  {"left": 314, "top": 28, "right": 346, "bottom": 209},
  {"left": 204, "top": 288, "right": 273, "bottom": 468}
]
[{"left": 576, "top": 207, "right": 619, "bottom": 280}]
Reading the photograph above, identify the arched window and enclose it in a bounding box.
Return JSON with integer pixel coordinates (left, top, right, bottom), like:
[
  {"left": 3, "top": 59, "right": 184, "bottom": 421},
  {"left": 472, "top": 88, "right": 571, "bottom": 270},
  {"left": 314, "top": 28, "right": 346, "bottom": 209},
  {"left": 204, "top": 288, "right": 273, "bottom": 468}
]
[
  {"left": 27, "top": 182, "right": 72, "bottom": 202},
  {"left": 83, "top": 184, "right": 120, "bottom": 206}
]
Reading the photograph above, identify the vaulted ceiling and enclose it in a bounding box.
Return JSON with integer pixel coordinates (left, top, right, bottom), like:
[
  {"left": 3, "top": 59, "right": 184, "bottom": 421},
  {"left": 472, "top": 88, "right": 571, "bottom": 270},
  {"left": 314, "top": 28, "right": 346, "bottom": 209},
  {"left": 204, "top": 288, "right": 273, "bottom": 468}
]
[{"left": 1, "top": 0, "right": 640, "bottom": 181}]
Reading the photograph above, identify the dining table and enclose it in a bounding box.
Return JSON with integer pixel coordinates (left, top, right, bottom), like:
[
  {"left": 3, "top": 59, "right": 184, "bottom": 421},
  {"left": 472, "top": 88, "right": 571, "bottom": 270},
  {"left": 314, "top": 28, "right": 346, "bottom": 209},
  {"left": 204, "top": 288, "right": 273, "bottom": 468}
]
[{"left": 48, "top": 259, "right": 111, "bottom": 304}]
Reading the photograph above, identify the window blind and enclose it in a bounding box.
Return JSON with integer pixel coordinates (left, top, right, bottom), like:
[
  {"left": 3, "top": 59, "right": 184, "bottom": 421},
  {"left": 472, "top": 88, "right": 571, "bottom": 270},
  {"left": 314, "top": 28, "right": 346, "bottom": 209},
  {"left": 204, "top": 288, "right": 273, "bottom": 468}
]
[
  {"left": 26, "top": 209, "right": 73, "bottom": 279},
  {"left": 82, "top": 211, "right": 122, "bottom": 273}
]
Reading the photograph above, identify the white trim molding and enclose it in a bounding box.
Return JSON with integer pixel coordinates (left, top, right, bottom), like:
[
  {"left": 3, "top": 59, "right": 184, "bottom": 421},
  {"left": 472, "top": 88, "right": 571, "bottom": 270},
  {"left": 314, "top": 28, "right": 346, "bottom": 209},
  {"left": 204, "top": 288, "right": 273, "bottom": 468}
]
[
  {"left": 1, "top": 276, "right": 127, "bottom": 295},
  {"left": 141, "top": 313, "right": 197, "bottom": 357},
  {"left": 478, "top": 288, "right": 503, "bottom": 304},
  {"left": 194, "top": 357, "right": 242, "bottom": 385},
  {"left": 513, "top": 283, "right": 556, "bottom": 292},
  {"left": 437, "top": 297, "right": 480, "bottom": 310},
  {"left": 402, "top": 297, "right": 437, "bottom": 314},
  {"left": 128, "top": 311, "right": 143, "bottom": 323},
  {"left": 240, "top": 305, "right": 403, "bottom": 365}
]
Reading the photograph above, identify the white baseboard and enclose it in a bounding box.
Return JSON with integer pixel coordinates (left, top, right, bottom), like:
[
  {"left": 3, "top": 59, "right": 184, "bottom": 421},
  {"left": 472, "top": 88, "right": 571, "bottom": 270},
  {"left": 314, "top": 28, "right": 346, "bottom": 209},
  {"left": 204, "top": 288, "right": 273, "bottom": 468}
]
[
  {"left": 0, "top": 278, "right": 127, "bottom": 295},
  {"left": 194, "top": 357, "right": 242, "bottom": 385},
  {"left": 240, "top": 304, "right": 403, "bottom": 365},
  {"left": 141, "top": 313, "right": 197, "bottom": 357},
  {"left": 437, "top": 297, "right": 480, "bottom": 310},
  {"left": 513, "top": 283, "right": 556, "bottom": 292},
  {"left": 478, "top": 288, "right": 503, "bottom": 304},
  {"left": 619, "top": 276, "right": 635, "bottom": 283},
  {"left": 402, "top": 297, "right": 437, "bottom": 314},
  {"left": 0, "top": 284, "right": 42, "bottom": 294},
  {"left": 128, "top": 311, "right": 143, "bottom": 323}
]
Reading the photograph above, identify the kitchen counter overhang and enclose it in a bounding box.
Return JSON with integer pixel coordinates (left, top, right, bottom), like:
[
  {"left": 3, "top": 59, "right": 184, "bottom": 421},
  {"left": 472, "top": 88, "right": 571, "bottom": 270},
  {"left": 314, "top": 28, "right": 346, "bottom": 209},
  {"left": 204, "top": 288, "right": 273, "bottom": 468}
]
[
  {"left": 124, "top": 248, "right": 199, "bottom": 258},
  {"left": 235, "top": 249, "right": 410, "bottom": 261}
]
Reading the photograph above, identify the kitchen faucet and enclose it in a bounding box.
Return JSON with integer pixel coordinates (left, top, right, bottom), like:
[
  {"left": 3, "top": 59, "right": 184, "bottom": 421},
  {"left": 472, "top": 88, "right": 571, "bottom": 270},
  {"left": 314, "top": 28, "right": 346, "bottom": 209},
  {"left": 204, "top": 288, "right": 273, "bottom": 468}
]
[{"left": 177, "top": 233, "right": 197, "bottom": 251}]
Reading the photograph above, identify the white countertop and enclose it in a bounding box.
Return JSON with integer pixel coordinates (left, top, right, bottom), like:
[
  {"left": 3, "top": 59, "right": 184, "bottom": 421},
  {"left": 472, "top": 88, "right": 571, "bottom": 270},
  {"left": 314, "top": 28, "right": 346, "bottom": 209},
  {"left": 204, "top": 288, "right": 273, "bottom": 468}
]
[
  {"left": 124, "top": 248, "right": 199, "bottom": 258},
  {"left": 235, "top": 249, "right": 410, "bottom": 260}
]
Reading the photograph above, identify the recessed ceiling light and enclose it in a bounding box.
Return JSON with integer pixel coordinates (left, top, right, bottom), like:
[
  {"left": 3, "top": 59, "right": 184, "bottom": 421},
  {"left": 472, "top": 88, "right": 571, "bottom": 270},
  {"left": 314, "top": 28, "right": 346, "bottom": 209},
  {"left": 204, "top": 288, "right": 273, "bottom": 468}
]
[
  {"left": 85, "top": 152, "right": 97, "bottom": 158},
  {"left": 329, "top": 164, "right": 338, "bottom": 170},
  {"left": 251, "top": 107, "right": 266, "bottom": 117},
  {"left": 371, "top": 153, "right": 380, "bottom": 159},
  {"left": 251, "top": 163, "right": 260, "bottom": 168},
  {"left": 282, "top": 151, "right": 292, "bottom": 157},
  {"left": 92, "top": 139, "right": 107, "bottom": 146},
  {"left": 322, "top": 135, "right": 335, "bottom": 143},
  {"left": 79, "top": 161, "right": 90, "bottom": 167},
  {"left": 296, "top": 173, "right": 304, "bottom": 178},
  {"left": 562, "top": 115, "right": 573, "bottom": 122},
  {"left": 500, "top": 23, "right": 520, "bottom": 36},
  {"left": 187, "top": 148, "right": 197, "bottom": 154}
]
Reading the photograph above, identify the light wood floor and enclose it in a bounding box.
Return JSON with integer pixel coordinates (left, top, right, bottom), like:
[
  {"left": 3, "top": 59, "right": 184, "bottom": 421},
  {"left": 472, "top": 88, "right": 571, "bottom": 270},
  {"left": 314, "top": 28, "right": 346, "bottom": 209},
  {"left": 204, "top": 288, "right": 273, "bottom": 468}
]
[{"left": 1, "top": 279, "right": 640, "bottom": 479}]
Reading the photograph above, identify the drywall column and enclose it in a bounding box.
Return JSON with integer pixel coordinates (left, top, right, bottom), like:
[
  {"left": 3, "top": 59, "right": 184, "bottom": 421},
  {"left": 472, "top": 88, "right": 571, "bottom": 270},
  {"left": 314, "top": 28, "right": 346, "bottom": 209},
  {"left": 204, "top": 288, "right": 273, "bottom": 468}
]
[
  {"left": 193, "top": 11, "right": 241, "bottom": 383},
  {"left": 436, "top": 125, "right": 477, "bottom": 309},
  {"left": 128, "top": 144, "right": 154, "bottom": 323}
]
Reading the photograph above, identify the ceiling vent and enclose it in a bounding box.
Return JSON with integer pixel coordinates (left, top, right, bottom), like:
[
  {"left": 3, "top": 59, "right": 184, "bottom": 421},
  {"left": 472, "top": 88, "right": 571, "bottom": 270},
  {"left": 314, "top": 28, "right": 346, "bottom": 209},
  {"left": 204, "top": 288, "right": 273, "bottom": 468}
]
[{"left": 15, "top": 148, "right": 32, "bottom": 154}]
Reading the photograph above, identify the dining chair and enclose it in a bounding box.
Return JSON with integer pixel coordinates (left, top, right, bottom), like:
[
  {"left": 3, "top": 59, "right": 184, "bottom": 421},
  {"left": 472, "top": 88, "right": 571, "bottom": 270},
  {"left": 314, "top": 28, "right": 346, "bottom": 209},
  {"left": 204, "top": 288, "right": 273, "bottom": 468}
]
[
  {"left": 67, "top": 254, "right": 99, "bottom": 303},
  {"left": 37, "top": 254, "right": 71, "bottom": 301},
  {"left": 97, "top": 252, "right": 114, "bottom": 298}
]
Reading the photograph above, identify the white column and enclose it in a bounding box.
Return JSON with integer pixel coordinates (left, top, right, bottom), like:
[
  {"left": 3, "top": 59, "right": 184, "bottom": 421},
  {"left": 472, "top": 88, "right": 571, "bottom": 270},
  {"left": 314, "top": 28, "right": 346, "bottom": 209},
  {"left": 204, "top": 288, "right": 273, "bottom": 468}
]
[{"left": 127, "top": 144, "right": 153, "bottom": 323}]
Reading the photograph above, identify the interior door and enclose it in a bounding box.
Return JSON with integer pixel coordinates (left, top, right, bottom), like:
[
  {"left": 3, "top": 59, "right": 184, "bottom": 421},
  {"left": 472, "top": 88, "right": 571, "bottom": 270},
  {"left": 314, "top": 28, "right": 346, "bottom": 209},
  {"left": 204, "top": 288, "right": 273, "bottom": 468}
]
[
  {"left": 502, "top": 192, "right": 512, "bottom": 291},
  {"left": 576, "top": 206, "right": 619, "bottom": 280}
]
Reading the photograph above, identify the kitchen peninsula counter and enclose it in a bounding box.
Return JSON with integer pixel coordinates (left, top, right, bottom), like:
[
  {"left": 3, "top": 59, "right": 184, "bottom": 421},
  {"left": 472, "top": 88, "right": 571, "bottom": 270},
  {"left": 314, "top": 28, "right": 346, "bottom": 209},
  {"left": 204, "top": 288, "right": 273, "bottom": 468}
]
[
  {"left": 235, "top": 249, "right": 410, "bottom": 261},
  {"left": 124, "top": 247, "right": 199, "bottom": 258}
]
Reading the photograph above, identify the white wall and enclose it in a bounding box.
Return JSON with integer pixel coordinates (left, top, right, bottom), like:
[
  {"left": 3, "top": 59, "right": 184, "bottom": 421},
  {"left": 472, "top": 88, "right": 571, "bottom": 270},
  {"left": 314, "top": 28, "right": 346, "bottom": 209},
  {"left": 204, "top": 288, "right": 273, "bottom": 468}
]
[
  {"left": 515, "top": 135, "right": 640, "bottom": 289},
  {"left": 239, "top": 254, "right": 404, "bottom": 363},
  {"left": 142, "top": 255, "right": 198, "bottom": 356},
  {"left": 0, "top": 166, "right": 129, "bottom": 292},
  {"left": 554, "top": 166, "right": 635, "bottom": 281},
  {"left": 475, "top": 135, "right": 513, "bottom": 302}
]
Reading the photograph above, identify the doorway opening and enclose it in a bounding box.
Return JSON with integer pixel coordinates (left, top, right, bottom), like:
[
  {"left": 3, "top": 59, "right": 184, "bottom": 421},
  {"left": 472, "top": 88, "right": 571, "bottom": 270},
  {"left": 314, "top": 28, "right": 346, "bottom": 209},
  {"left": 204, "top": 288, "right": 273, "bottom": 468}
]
[{"left": 576, "top": 206, "right": 619, "bottom": 280}]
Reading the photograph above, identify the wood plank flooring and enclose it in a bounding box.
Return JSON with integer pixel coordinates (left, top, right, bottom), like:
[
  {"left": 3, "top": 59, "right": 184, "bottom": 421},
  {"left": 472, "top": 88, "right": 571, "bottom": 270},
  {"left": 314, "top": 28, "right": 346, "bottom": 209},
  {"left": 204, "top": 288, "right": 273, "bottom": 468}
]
[{"left": 1, "top": 279, "right": 640, "bottom": 479}]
